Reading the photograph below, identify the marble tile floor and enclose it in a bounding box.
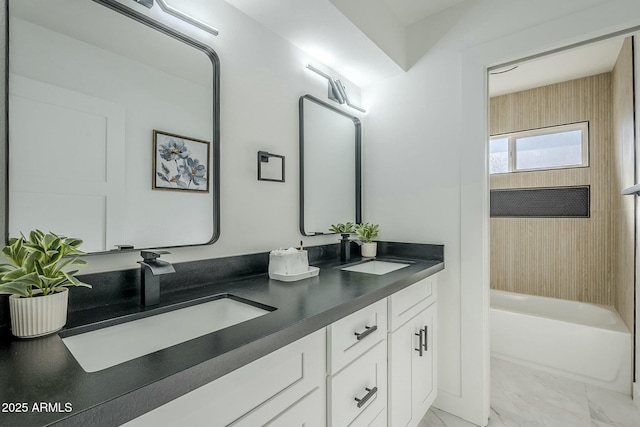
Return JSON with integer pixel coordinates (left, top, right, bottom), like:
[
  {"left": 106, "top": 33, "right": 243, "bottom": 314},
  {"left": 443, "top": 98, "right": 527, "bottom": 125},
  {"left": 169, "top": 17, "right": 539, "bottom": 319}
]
[{"left": 420, "top": 357, "right": 640, "bottom": 427}]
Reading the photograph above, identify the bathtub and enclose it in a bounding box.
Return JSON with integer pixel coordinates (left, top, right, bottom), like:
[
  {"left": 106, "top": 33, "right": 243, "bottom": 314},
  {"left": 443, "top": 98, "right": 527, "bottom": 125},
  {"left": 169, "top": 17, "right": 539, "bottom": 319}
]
[{"left": 490, "top": 289, "right": 632, "bottom": 394}]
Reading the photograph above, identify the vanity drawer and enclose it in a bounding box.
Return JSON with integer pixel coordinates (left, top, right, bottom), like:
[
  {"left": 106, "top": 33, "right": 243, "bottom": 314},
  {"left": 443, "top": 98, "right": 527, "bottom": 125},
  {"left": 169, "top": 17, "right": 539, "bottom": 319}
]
[
  {"left": 236, "top": 387, "right": 325, "bottom": 427},
  {"left": 388, "top": 275, "right": 437, "bottom": 332},
  {"left": 328, "top": 340, "right": 387, "bottom": 427},
  {"left": 125, "top": 329, "right": 325, "bottom": 426},
  {"left": 327, "top": 299, "right": 387, "bottom": 374}
]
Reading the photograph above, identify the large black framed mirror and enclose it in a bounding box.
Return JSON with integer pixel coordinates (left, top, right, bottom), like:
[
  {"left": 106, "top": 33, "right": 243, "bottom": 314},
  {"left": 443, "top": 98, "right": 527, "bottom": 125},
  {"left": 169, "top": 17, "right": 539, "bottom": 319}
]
[
  {"left": 1, "top": 0, "right": 220, "bottom": 253},
  {"left": 299, "top": 95, "right": 361, "bottom": 236}
]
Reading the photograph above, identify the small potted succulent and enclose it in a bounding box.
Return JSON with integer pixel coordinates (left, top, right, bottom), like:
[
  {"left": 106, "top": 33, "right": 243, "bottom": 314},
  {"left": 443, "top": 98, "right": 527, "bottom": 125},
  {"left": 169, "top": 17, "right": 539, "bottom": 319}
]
[
  {"left": 329, "top": 222, "right": 355, "bottom": 239},
  {"left": 355, "top": 223, "right": 380, "bottom": 258},
  {"left": 0, "top": 230, "right": 91, "bottom": 338}
]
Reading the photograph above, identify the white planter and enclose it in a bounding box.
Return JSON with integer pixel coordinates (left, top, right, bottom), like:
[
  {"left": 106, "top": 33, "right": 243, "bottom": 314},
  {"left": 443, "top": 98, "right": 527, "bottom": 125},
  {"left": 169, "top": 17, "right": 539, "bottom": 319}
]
[
  {"left": 9, "top": 288, "right": 69, "bottom": 338},
  {"left": 361, "top": 242, "right": 377, "bottom": 258}
]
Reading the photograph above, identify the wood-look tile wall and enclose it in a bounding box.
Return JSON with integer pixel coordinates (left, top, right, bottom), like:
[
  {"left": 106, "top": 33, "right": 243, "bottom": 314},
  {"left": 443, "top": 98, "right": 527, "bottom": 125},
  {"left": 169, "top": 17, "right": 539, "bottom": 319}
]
[
  {"left": 612, "top": 37, "right": 635, "bottom": 331},
  {"left": 490, "top": 73, "right": 614, "bottom": 305}
]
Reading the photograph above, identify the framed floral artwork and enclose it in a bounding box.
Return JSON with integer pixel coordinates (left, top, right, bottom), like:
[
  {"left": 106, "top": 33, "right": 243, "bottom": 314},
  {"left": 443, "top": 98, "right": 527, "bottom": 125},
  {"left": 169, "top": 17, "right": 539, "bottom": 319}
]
[{"left": 153, "top": 130, "right": 210, "bottom": 193}]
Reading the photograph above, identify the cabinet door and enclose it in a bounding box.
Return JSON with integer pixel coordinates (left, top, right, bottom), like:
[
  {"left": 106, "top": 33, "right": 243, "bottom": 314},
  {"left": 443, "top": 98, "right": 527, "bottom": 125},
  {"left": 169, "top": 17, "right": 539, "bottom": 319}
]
[
  {"left": 388, "top": 318, "right": 415, "bottom": 427},
  {"left": 388, "top": 303, "right": 438, "bottom": 427},
  {"left": 412, "top": 303, "right": 437, "bottom": 421}
]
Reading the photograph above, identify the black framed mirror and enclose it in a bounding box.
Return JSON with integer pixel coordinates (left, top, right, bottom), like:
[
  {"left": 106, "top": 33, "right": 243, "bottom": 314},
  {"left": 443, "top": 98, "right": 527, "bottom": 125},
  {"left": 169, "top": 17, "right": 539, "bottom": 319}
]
[
  {"left": 299, "top": 95, "right": 361, "bottom": 236},
  {"left": 2, "top": 0, "right": 220, "bottom": 253}
]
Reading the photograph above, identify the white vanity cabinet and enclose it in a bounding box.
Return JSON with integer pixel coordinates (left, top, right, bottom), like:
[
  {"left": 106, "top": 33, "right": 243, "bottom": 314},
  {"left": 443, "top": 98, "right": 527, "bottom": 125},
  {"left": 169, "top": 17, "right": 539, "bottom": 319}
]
[
  {"left": 125, "top": 272, "right": 439, "bottom": 427},
  {"left": 387, "top": 275, "right": 438, "bottom": 427},
  {"left": 124, "top": 329, "right": 326, "bottom": 427}
]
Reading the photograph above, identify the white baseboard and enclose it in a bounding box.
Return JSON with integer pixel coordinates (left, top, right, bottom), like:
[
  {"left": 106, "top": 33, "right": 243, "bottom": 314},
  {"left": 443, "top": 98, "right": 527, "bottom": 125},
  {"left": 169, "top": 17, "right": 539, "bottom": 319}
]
[{"left": 634, "top": 383, "right": 640, "bottom": 411}]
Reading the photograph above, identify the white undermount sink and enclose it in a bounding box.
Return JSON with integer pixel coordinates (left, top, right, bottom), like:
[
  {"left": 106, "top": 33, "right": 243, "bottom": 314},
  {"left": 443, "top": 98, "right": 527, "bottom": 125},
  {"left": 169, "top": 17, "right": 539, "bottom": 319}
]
[
  {"left": 62, "top": 296, "right": 274, "bottom": 373},
  {"left": 341, "top": 260, "right": 410, "bottom": 275}
]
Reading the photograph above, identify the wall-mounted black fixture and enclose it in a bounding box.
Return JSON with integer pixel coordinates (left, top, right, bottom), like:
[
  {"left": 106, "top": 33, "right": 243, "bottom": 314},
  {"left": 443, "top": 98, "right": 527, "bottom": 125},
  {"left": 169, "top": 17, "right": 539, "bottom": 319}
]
[{"left": 258, "top": 151, "right": 285, "bottom": 183}]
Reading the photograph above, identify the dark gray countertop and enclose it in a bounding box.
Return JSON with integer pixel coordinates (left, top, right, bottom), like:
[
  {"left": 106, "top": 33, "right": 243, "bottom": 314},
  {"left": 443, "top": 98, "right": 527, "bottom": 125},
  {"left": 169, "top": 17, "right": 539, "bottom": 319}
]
[{"left": 0, "top": 254, "right": 443, "bottom": 427}]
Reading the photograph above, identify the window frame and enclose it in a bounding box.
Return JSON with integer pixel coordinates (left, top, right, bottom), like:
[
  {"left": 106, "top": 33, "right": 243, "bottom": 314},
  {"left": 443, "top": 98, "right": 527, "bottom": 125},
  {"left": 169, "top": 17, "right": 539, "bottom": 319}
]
[{"left": 489, "top": 121, "right": 589, "bottom": 174}]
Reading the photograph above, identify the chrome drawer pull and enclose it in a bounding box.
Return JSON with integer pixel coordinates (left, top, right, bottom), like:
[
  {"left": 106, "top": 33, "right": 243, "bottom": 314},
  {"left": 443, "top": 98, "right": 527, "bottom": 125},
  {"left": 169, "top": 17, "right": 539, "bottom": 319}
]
[
  {"left": 415, "top": 329, "right": 424, "bottom": 357},
  {"left": 354, "top": 386, "right": 378, "bottom": 408},
  {"left": 354, "top": 325, "right": 377, "bottom": 341}
]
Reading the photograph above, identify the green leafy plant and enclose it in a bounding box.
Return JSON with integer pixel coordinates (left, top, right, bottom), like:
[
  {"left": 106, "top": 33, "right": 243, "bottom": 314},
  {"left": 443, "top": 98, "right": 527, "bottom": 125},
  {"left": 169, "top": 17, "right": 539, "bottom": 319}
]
[
  {"left": 0, "top": 230, "right": 91, "bottom": 298},
  {"left": 329, "top": 222, "right": 355, "bottom": 234},
  {"left": 354, "top": 223, "right": 380, "bottom": 243}
]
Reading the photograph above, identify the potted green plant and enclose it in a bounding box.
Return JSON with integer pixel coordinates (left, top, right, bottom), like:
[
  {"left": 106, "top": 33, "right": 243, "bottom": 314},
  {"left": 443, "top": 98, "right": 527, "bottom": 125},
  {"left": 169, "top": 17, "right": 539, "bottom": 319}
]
[
  {"left": 0, "top": 230, "right": 91, "bottom": 338},
  {"left": 355, "top": 223, "right": 380, "bottom": 258},
  {"left": 329, "top": 222, "right": 355, "bottom": 235}
]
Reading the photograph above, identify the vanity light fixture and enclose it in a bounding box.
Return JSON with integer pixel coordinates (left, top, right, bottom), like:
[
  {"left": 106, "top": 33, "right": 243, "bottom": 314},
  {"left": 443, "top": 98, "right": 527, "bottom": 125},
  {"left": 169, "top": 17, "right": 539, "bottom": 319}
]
[
  {"left": 132, "top": 0, "right": 219, "bottom": 36},
  {"left": 306, "top": 64, "right": 366, "bottom": 113}
]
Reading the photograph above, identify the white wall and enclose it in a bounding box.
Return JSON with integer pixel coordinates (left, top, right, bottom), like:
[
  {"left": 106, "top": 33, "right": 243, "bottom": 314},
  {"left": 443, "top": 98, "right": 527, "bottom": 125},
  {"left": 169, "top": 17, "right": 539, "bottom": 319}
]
[
  {"left": 362, "top": 0, "right": 640, "bottom": 425},
  {"left": 74, "top": 0, "right": 363, "bottom": 272}
]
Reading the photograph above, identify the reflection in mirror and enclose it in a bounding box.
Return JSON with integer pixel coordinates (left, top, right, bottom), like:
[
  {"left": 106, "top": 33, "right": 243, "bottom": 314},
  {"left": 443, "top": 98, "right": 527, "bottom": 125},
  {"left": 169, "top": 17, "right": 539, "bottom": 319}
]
[
  {"left": 6, "top": 0, "right": 219, "bottom": 253},
  {"left": 299, "top": 95, "right": 361, "bottom": 236}
]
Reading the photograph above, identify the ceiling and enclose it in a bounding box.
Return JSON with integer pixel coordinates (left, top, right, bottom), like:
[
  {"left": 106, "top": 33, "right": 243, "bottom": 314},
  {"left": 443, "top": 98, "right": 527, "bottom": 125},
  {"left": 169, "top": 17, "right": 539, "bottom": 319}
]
[
  {"left": 221, "top": 0, "right": 626, "bottom": 94},
  {"left": 380, "top": 0, "right": 466, "bottom": 26},
  {"left": 489, "top": 36, "right": 625, "bottom": 97},
  {"left": 222, "top": 0, "right": 406, "bottom": 86}
]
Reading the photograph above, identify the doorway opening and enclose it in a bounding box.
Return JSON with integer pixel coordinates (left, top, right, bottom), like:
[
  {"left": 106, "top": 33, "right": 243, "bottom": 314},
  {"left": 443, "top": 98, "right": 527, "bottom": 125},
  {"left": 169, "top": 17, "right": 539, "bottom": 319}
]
[{"left": 487, "top": 34, "right": 638, "bottom": 424}]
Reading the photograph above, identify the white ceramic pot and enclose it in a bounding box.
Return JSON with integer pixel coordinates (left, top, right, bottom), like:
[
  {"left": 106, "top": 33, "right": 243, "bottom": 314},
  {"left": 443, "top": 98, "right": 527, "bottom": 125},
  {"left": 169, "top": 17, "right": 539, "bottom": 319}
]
[
  {"left": 361, "top": 242, "right": 377, "bottom": 258},
  {"left": 9, "top": 288, "right": 69, "bottom": 338}
]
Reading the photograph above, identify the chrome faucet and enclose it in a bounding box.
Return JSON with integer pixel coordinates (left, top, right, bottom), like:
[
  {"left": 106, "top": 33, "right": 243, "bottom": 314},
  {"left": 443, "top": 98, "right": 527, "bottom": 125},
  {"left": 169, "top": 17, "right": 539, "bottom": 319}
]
[{"left": 138, "top": 250, "right": 176, "bottom": 306}]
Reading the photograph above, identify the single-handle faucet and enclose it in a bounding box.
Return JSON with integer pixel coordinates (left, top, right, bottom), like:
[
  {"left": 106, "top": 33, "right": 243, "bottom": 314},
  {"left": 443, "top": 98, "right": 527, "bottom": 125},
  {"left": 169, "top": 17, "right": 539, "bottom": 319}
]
[
  {"left": 138, "top": 250, "right": 176, "bottom": 306},
  {"left": 340, "top": 234, "right": 352, "bottom": 262},
  {"left": 340, "top": 234, "right": 363, "bottom": 262}
]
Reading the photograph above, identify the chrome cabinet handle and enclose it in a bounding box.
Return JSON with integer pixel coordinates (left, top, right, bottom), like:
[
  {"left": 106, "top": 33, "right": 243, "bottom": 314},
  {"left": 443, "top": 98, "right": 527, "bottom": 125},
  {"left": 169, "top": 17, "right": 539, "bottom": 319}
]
[
  {"left": 354, "top": 325, "right": 377, "bottom": 341},
  {"left": 424, "top": 325, "right": 428, "bottom": 351},
  {"left": 354, "top": 386, "right": 378, "bottom": 408},
  {"left": 415, "top": 329, "right": 424, "bottom": 356}
]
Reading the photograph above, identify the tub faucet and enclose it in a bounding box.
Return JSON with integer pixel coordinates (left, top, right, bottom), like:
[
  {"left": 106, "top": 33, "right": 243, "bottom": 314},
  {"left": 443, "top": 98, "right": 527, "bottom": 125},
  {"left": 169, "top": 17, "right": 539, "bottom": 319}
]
[{"left": 138, "top": 250, "right": 175, "bottom": 306}]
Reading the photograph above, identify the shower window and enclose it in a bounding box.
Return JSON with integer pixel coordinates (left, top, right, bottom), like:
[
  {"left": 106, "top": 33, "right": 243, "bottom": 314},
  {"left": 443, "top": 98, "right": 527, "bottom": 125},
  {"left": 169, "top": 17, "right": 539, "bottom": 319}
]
[{"left": 489, "top": 122, "right": 589, "bottom": 174}]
